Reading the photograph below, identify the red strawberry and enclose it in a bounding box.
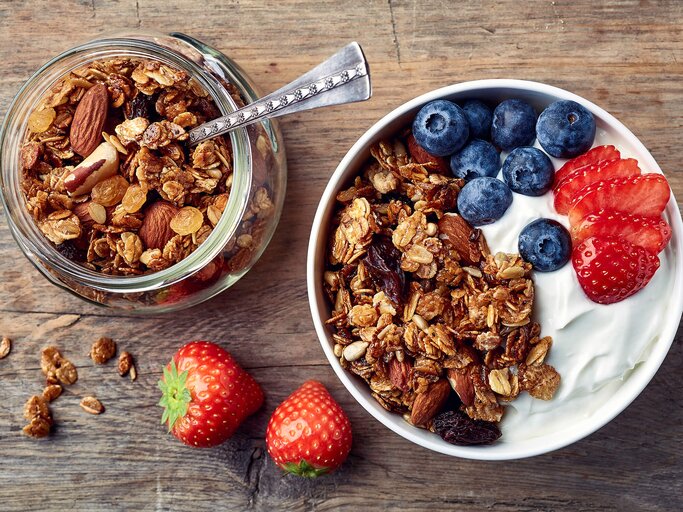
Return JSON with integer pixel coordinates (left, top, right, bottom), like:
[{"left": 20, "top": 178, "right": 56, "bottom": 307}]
[
  {"left": 407, "top": 133, "right": 450, "bottom": 174},
  {"left": 266, "top": 380, "right": 352, "bottom": 478},
  {"left": 554, "top": 144, "right": 621, "bottom": 184},
  {"left": 567, "top": 174, "right": 670, "bottom": 226},
  {"left": 553, "top": 158, "right": 641, "bottom": 214},
  {"left": 159, "top": 341, "right": 264, "bottom": 447},
  {"left": 571, "top": 210, "right": 672, "bottom": 254},
  {"left": 572, "top": 235, "right": 660, "bottom": 304}
]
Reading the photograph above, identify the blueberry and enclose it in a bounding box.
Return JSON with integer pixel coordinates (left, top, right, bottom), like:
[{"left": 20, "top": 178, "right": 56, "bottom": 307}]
[
  {"left": 502, "top": 147, "right": 555, "bottom": 196},
  {"left": 536, "top": 100, "right": 596, "bottom": 158},
  {"left": 462, "top": 99, "right": 492, "bottom": 140},
  {"left": 491, "top": 99, "right": 537, "bottom": 151},
  {"left": 518, "top": 219, "right": 571, "bottom": 272},
  {"left": 450, "top": 139, "right": 500, "bottom": 181},
  {"left": 412, "top": 100, "right": 469, "bottom": 156},
  {"left": 457, "top": 177, "right": 512, "bottom": 226}
]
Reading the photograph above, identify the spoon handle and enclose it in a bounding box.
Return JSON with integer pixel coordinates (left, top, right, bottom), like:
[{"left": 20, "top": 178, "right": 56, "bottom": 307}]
[{"left": 189, "top": 42, "right": 371, "bottom": 144}]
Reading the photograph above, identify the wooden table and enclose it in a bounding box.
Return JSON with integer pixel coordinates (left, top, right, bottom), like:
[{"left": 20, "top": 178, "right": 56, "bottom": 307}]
[{"left": 1, "top": 1, "right": 681, "bottom": 510}]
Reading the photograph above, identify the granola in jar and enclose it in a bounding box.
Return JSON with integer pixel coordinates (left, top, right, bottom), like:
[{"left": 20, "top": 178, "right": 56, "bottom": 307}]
[
  {"left": 322, "top": 130, "right": 560, "bottom": 445},
  {"left": 19, "top": 56, "right": 275, "bottom": 277}
]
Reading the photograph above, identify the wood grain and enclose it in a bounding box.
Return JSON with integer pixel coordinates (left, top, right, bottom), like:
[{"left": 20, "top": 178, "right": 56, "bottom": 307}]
[{"left": 0, "top": 1, "right": 682, "bottom": 510}]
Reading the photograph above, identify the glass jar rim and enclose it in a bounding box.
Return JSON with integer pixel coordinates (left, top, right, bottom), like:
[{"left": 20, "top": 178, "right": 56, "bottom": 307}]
[{"left": 0, "top": 35, "right": 253, "bottom": 293}]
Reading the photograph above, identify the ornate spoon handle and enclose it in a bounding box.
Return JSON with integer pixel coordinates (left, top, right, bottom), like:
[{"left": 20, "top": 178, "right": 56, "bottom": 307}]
[{"left": 189, "top": 42, "right": 371, "bottom": 144}]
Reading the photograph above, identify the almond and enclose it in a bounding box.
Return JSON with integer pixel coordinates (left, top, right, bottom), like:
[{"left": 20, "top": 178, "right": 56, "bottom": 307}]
[
  {"left": 410, "top": 379, "right": 450, "bottom": 426},
  {"left": 438, "top": 213, "right": 482, "bottom": 264},
  {"left": 389, "top": 358, "right": 411, "bottom": 392},
  {"left": 70, "top": 83, "right": 109, "bottom": 157},
  {"left": 447, "top": 367, "right": 475, "bottom": 406},
  {"left": 64, "top": 141, "right": 119, "bottom": 195},
  {"left": 406, "top": 133, "right": 450, "bottom": 174},
  {"left": 139, "top": 201, "right": 179, "bottom": 250},
  {"left": 73, "top": 201, "right": 95, "bottom": 228}
]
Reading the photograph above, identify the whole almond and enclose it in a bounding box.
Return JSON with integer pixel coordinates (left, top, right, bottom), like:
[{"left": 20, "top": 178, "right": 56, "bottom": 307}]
[
  {"left": 70, "top": 83, "right": 109, "bottom": 157},
  {"left": 139, "top": 201, "right": 179, "bottom": 250},
  {"left": 389, "top": 358, "right": 411, "bottom": 392},
  {"left": 73, "top": 202, "right": 95, "bottom": 228},
  {"left": 447, "top": 367, "right": 475, "bottom": 406},
  {"left": 406, "top": 133, "right": 450, "bottom": 174},
  {"left": 438, "top": 213, "right": 482, "bottom": 264},
  {"left": 410, "top": 379, "right": 450, "bottom": 426}
]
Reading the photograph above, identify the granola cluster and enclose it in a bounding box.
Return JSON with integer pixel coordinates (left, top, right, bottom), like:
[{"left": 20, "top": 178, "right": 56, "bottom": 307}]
[
  {"left": 323, "top": 132, "right": 560, "bottom": 443},
  {"left": 19, "top": 57, "right": 274, "bottom": 276}
]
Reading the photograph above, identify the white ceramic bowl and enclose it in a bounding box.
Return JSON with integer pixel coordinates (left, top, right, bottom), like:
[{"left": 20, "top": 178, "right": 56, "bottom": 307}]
[{"left": 307, "top": 79, "right": 683, "bottom": 460}]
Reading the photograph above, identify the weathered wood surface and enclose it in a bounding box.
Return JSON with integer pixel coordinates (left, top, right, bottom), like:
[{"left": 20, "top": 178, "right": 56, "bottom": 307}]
[{"left": 0, "top": 1, "right": 682, "bottom": 510}]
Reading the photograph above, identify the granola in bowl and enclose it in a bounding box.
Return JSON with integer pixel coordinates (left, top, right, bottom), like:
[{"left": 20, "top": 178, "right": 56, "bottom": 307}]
[{"left": 322, "top": 133, "right": 560, "bottom": 445}]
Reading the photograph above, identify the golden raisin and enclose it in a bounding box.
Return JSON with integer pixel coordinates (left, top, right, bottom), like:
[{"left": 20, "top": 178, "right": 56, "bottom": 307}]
[
  {"left": 121, "top": 184, "right": 148, "bottom": 213},
  {"left": 91, "top": 175, "right": 129, "bottom": 207},
  {"left": 169, "top": 206, "right": 203, "bottom": 235},
  {"left": 28, "top": 107, "right": 56, "bottom": 133}
]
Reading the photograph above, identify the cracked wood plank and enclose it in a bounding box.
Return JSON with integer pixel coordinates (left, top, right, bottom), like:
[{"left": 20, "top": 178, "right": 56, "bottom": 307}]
[{"left": 0, "top": 0, "right": 681, "bottom": 511}]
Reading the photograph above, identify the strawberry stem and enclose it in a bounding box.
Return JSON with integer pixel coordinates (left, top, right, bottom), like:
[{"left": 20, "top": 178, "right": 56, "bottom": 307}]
[
  {"left": 158, "top": 360, "right": 191, "bottom": 430},
  {"left": 281, "top": 460, "right": 330, "bottom": 479}
]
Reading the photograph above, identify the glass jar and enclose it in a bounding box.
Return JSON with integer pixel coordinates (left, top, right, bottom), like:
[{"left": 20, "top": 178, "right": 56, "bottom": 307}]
[{"left": 0, "top": 32, "right": 286, "bottom": 313}]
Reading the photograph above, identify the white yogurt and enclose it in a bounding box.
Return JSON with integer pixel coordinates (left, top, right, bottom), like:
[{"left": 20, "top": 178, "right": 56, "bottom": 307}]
[{"left": 480, "top": 132, "right": 675, "bottom": 442}]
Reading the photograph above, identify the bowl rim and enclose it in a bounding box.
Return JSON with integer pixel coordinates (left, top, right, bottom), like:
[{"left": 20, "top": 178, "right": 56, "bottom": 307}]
[{"left": 307, "top": 78, "right": 683, "bottom": 460}]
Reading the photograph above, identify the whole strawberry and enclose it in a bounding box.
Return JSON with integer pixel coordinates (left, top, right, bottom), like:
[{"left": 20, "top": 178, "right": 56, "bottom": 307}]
[
  {"left": 266, "top": 380, "right": 352, "bottom": 477},
  {"left": 158, "top": 341, "right": 264, "bottom": 447}
]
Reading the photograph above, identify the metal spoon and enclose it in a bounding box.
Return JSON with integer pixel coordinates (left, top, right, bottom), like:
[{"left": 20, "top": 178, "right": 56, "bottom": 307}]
[{"left": 189, "top": 42, "right": 371, "bottom": 144}]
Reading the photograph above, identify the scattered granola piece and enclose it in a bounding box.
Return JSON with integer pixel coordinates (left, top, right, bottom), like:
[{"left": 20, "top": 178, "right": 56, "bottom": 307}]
[
  {"left": 42, "top": 384, "right": 63, "bottom": 402},
  {"left": 80, "top": 396, "right": 105, "bottom": 415},
  {"left": 23, "top": 416, "right": 52, "bottom": 438},
  {"left": 22, "top": 395, "right": 53, "bottom": 438},
  {"left": 55, "top": 360, "right": 78, "bottom": 385},
  {"left": 0, "top": 336, "right": 10, "bottom": 359},
  {"left": 90, "top": 336, "right": 117, "bottom": 364},
  {"left": 24, "top": 395, "right": 49, "bottom": 421},
  {"left": 41, "top": 345, "right": 78, "bottom": 385},
  {"left": 118, "top": 351, "right": 134, "bottom": 378}
]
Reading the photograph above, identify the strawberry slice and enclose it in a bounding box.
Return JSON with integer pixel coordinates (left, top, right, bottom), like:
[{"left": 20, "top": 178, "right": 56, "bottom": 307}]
[
  {"left": 571, "top": 210, "right": 672, "bottom": 254},
  {"left": 573, "top": 235, "right": 660, "bottom": 304},
  {"left": 553, "top": 158, "right": 641, "bottom": 214},
  {"left": 568, "top": 174, "right": 670, "bottom": 226},
  {"left": 554, "top": 145, "right": 621, "bottom": 184}
]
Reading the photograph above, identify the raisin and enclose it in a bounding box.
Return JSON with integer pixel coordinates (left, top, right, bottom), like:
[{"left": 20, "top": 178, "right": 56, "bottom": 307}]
[
  {"left": 56, "top": 241, "right": 86, "bottom": 261},
  {"left": 195, "top": 97, "right": 221, "bottom": 120},
  {"left": 126, "top": 92, "right": 156, "bottom": 120},
  {"left": 433, "top": 410, "right": 501, "bottom": 446},
  {"left": 364, "top": 236, "right": 406, "bottom": 306}
]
